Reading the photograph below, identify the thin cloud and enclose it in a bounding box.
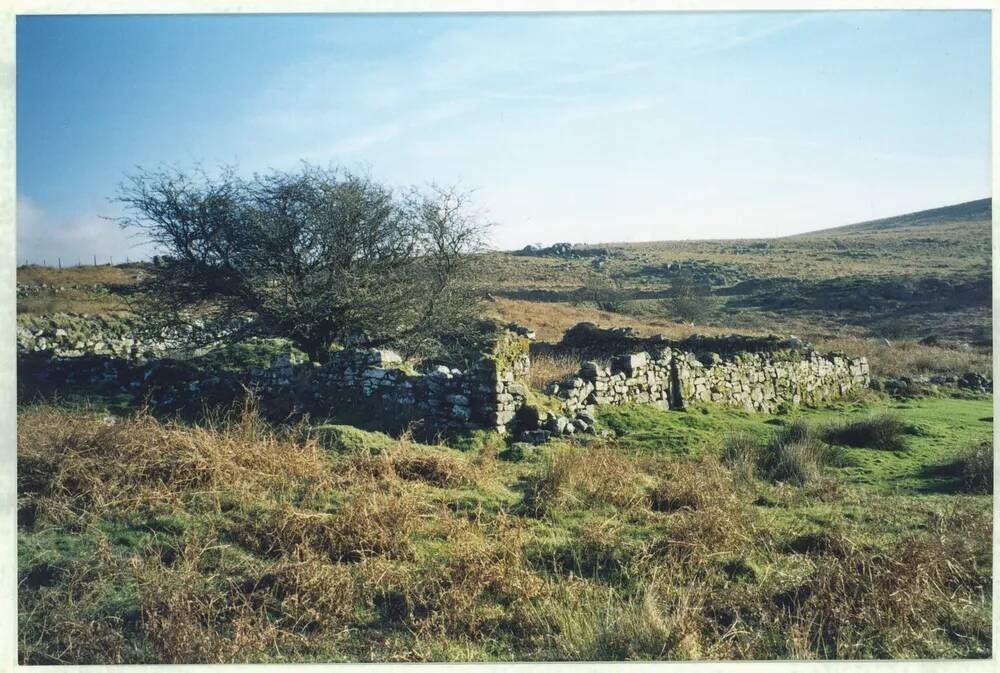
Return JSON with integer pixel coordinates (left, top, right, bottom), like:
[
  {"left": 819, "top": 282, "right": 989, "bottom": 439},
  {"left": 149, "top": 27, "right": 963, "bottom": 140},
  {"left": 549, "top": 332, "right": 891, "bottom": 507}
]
[{"left": 17, "top": 195, "right": 158, "bottom": 265}]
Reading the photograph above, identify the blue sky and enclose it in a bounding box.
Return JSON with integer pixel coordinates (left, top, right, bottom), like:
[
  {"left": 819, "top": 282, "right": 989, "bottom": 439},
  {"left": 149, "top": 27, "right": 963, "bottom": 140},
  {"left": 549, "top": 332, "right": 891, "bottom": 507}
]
[{"left": 16, "top": 11, "right": 991, "bottom": 262}]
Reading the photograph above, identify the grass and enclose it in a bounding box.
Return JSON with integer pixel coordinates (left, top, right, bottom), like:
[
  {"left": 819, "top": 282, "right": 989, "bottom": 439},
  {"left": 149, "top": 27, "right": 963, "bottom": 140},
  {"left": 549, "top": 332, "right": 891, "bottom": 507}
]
[
  {"left": 527, "top": 349, "right": 584, "bottom": 390},
  {"left": 722, "top": 420, "right": 846, "bottom": 486},
  {"left": 18, "top": 264, "right": 142, "bottom": 286},
  {"left": 17, "top": 393, "right": 993, "bottom": 662},
  {"left": 822, "top": 413, "right": 912, "bottom": 452}
]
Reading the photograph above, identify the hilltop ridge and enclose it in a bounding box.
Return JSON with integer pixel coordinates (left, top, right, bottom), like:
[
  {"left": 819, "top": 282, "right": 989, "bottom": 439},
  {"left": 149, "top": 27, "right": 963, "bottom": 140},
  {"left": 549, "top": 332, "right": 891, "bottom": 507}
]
[{"left": 792, "top": 197, "right": 991, "bottom": 238}]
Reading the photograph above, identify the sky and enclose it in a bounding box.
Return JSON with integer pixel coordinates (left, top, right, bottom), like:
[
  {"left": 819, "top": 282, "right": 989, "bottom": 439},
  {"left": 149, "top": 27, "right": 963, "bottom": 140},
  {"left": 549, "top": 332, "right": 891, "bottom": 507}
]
[{"left": 16, "top": 11, "right": 992, "bottom": 263}]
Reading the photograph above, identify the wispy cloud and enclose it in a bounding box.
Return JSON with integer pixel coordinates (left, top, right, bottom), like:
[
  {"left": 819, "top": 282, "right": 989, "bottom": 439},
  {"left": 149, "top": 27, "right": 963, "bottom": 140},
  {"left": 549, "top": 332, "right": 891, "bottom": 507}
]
[{"left": 17, "top": 196, "right": 158, "bottom": 264}]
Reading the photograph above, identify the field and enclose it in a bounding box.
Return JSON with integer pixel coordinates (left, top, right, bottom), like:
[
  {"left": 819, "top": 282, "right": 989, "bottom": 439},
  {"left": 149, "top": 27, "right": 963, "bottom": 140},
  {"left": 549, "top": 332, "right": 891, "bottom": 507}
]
[{"left": 16, "top": 199, "right": 994, "bottom": 662}]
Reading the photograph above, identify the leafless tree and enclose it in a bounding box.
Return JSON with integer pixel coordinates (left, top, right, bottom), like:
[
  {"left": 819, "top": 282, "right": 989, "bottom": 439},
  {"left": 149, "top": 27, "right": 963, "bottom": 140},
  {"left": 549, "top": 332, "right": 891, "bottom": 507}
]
[{"left": 116, "top": 164, "right": 490, "bottom": 363}]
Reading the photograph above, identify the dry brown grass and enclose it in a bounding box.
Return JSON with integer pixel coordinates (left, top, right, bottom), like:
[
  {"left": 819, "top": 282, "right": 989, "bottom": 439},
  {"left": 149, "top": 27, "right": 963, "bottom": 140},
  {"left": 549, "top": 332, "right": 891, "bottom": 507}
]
[
  {"left": 17, "top": 533, "right": 136, "bottom": 664},
  {"left": 17, "top": 399, "right": 332, "bottom": 527},
  {"left": 132, "top": 533, "right": 302, "bottom": 663},
  {"left": 648, "top": 454, "right": 742, "bottom": 513},
  {"left": 339, "top": 438, "right": 479, "bottom": 489},
  {"left": 488, "top": 297, "right": 746, "bottom": 343},
  {"left": 17, "top": 264, "right": 141, "bottom": 286},
  {"left": 232, "top": 489, "right": 421, "bottom": 563},
  {"left": 782, "top": 506, "right": 992, "bottom": 658},
  {"left": 528, "top": 349, "right": 585, "bottom": 389},
  {"left": 17, "top": 294, "right": 128, "bottom": 316},
  {"left": 491, "top": 298, "right": 990, "bottom": 380},
  {"left": 814, "top": 335, "right": 992, "bottom": 378},
  {"left": 525, "top": 442, "right": 655, "bottom": 515}
]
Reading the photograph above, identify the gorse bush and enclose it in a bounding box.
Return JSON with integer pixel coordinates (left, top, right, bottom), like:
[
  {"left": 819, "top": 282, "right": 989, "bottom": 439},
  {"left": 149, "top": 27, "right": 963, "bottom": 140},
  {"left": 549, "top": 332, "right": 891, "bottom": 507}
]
[{"left": 823, "top": 413, "right": 911, "bottom": 451}]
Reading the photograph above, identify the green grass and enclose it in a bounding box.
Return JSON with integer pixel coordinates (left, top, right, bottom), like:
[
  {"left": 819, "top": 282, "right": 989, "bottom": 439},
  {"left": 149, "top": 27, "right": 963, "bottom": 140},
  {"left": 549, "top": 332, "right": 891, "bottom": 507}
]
[{"left": 596, "top": 397, "right": 992, "bottom": 495}]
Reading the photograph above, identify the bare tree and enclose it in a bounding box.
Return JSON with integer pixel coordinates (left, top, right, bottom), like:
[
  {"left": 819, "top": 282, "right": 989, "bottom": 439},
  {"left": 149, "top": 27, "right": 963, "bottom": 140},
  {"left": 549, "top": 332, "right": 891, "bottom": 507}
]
[{"left": 116, "top": 164, "right": 490, "bottom": 363}]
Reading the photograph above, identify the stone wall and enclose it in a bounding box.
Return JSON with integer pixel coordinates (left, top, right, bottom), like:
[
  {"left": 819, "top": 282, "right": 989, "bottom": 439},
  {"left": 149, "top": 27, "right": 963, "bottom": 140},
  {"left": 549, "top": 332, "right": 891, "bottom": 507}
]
[
  {"left": 548, "top": 339, "right": 869, "bottom": 420},
  {"left": 245, "top": 328, "right": 533, "bottom": 436},
  {"left": 18, "top": 313, "right": 875, "bottom": 441},
  {"left": 18, "top": 313, "right": 188, "bottom": 359}
]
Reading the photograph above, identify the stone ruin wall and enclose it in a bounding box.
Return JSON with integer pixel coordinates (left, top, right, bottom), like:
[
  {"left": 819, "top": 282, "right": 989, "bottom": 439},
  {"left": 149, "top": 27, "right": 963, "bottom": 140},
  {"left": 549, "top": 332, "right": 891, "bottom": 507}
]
[
  {"left": 19, "top": 314, "right": 870, "bottom": 438},
  {"left": 553, "top": 346, "right": 870, "bottom": 418},
  {"left": 293, "top": 331, "right": 532, "bottom": 434},
  {"left": 258, "top": 330, "right": 868, "bottom": 438}
]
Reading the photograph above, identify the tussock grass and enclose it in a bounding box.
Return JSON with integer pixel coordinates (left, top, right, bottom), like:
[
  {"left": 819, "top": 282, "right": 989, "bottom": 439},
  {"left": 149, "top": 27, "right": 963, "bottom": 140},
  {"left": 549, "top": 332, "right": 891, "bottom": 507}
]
[
  {"left": 18, "top": 399, "right": 331, "bottom": 528},
  {"left": 339, "top": 438, "right": 479, "bottom": 489},
  {"left": 538, "top": 572, "right": 707, "bottom": 661},
  {"left": 648, "top": 455, "right": 740, "bottom": 513},
  {"left": 232, "top": 492, "right": 420, "bottom": 562},
  {"left": 523, "top": 442, "right": 653, "bottom": 515},
  {"left": 823, "top": 413, "right": 911, "bottom": 451},
  {"left": 950, "top": 441, "right": 993, "bottom": 494},
  {"left": 723, "top": 420, "right": 841, "bottom": 486}
]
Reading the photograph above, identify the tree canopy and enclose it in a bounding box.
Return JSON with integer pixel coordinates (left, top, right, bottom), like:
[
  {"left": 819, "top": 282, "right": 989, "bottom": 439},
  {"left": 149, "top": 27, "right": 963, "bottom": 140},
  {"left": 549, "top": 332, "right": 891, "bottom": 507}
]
[{"left": 117, "top": 164, "right": 490, "bottom": 363}]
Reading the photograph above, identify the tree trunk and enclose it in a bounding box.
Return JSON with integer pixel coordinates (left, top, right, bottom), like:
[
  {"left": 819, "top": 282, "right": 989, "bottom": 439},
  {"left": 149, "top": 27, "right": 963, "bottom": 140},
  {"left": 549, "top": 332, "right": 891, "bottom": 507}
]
[{"left": 303, "top": 341, "right": 331, "bottom": 365}]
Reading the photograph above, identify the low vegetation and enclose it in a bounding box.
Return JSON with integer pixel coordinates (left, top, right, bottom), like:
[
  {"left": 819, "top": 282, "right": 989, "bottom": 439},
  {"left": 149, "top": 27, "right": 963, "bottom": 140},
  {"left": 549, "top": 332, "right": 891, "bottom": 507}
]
[
  {"left": 822, "top": 413, "right": 913, "bottom": 451},
  {"left": 17, "top": 395, "right": 992, "bottom": 662},
  {"left": 723, "top": 421, "right": 844, "bottom": 486},
  {"left": 949, "top": 442, "right": 994, "bottom": 495}
]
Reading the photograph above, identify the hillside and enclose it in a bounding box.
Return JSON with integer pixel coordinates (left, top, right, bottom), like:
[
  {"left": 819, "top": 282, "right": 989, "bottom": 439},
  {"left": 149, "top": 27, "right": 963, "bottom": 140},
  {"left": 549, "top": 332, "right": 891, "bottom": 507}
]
[
  {"left": 794, "top": 198, "right": 991, "bottom": 237},
  {"left": 479, "top": 199, "right": 993, "bottom": 352}
]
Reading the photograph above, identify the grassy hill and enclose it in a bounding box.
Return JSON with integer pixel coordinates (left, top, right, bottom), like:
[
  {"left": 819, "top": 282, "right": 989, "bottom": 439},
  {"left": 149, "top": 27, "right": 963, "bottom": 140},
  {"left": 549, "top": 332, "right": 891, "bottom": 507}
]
[
  {"left": 481, "top": 199, "right": 992, "bottom": 356},
  {"left": 795, "top": 197, "right": 991, "bottom": 237}
]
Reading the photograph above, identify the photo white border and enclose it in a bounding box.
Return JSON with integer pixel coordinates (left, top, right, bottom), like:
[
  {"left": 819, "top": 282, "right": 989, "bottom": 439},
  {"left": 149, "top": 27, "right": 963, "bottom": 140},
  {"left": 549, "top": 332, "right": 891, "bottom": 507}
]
[{"left": 0, "top": 1, "right": 995, "bottom": 672}]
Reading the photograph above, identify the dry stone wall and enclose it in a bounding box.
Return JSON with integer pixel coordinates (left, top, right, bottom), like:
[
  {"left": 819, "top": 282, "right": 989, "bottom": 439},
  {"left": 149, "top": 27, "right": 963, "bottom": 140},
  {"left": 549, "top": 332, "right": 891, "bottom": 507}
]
[
  {"left": 245, "top": 328, "right": 533, "bottom": 436},
  {"left": 548, "top": 342, "right": 868, "bottom": 419},
  {"left": 18, "top": 312, "right": 873, "bottom": 440},
  {"left": 529, "top": 327, "right": 871, "bottom": 442}
]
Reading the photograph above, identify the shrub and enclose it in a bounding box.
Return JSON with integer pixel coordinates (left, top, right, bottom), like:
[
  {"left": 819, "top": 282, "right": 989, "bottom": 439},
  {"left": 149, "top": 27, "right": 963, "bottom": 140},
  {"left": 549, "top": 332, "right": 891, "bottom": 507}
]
[
  {"left": 661, "top": 272, "right": 719, "bottom": 325},
  {"left": 823, "top": 413, "right": 910, "bottom": 451}
]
